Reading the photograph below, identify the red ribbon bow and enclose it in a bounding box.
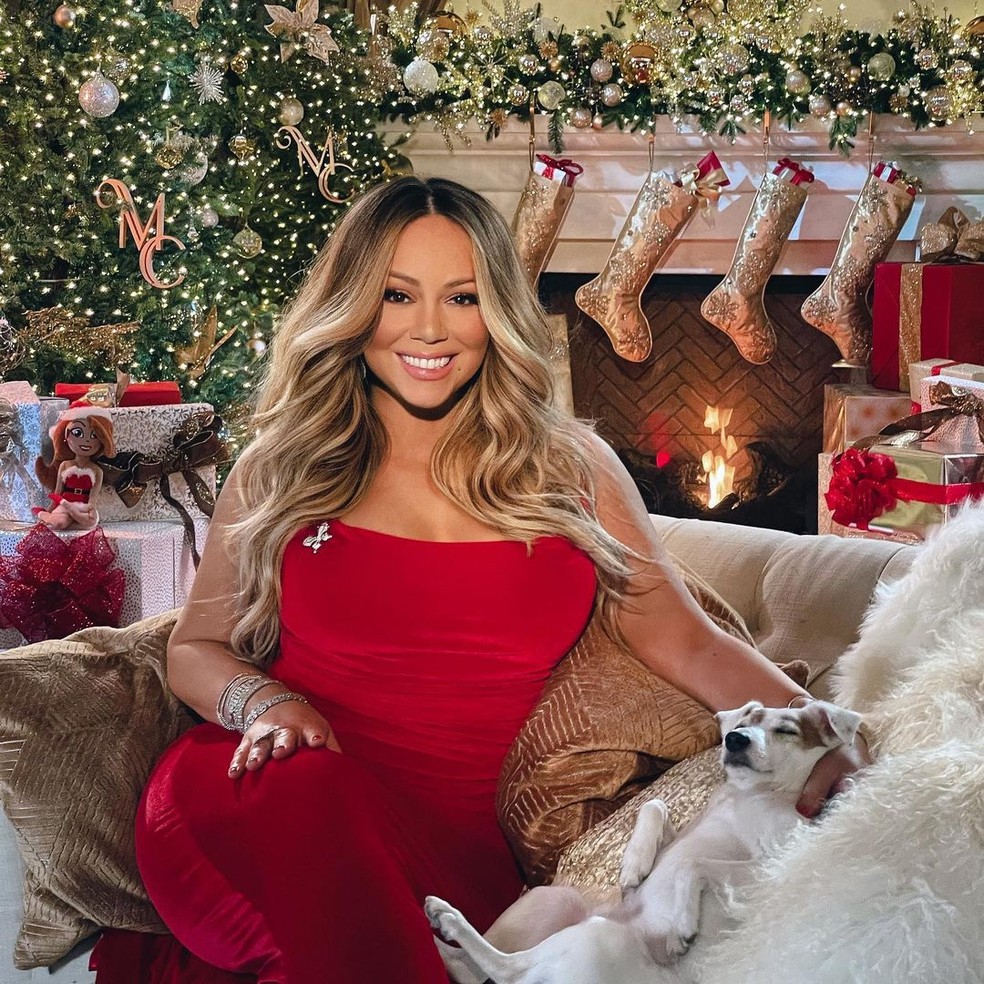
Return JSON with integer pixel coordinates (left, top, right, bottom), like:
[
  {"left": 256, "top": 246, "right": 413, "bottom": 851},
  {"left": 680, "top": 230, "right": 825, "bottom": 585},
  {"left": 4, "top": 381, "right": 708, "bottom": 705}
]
[
  {"left": 0, "top": 524, "right": 126, "bottom": 643},
  {"left": 773, "top": 157, "right": 815, "bottom": 186},
  {"left": 535, "top": 154, "right": 584, "bottom": 182},
  {"left": 825, "top": 448, "right": 899, "bottom": 530}
]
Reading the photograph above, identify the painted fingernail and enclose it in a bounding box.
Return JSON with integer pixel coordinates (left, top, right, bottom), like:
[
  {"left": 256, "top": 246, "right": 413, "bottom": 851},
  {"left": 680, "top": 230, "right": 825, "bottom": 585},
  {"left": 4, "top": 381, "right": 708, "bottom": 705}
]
[
  {"left": 311, "top": 734, "right": 324, "bottom": 743},
  {"left": 275, "top": 745, "right": 286, "bottom": 752},
  {"left": 229, "top": 765, "right": 240, "bottom": 775},
  {"left": 796, "top": 803, "right": 819, "bottom": 819}
]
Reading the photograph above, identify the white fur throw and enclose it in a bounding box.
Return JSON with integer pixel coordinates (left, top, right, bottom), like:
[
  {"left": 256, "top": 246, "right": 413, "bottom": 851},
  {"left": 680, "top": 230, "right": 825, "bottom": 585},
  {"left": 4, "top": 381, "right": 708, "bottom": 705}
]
[{"left": 696, "top": 503, "right": 984, "bottom": 984}]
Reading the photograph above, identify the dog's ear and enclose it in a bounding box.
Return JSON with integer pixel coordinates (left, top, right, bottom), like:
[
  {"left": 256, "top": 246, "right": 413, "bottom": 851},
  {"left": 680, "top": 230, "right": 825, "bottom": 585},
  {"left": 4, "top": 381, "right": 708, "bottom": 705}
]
[
  {"left": 715, "top": 700, "right": 763, "bottom": 737},
  {"left": 806, "top": 701, "right": 862, "bottom": 747}
]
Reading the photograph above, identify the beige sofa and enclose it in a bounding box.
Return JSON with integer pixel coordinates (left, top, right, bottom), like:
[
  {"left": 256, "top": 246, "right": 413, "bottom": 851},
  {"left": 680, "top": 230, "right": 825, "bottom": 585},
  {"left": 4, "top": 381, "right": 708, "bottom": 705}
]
[{"left": 0, "top": 516, "right": 915, "bottom": 981}]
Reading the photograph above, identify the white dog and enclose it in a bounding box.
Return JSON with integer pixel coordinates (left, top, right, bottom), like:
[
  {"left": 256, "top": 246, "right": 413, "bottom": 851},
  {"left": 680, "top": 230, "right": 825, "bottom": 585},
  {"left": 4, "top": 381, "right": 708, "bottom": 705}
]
[{"left": 426, "top": 699, "right": 861, "bottom": 984}]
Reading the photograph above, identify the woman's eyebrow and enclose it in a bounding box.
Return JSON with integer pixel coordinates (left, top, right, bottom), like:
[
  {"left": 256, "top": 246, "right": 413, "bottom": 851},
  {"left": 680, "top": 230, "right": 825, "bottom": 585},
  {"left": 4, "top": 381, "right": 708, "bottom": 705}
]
[{"left": 387, "top": 271, "right": 476, "bottom": 289}]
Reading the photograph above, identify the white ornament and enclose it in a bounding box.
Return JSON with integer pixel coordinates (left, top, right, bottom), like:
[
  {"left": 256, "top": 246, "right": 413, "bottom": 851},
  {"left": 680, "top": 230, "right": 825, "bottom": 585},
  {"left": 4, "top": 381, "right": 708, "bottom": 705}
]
[
  {"left": 600, "top": 82, "right": 623, "bottom": 107},
  {"left": 278, "top": 96, "right": 305, "bottom": 126},
  {"left": 536, "top": 80, "right": 566, "bottom": 111},
  {"left": 199, "top": 205, "right": 219, "bottom": 228},
  {"left": 590, "top": 58, "right": 613, "bottom": 82},
  {"left": 79, "top": 72, "right": 120, "bottom": 117},
  {"left": 403, "top": 58, "right": 439, "bottom": 96},
  {"left": 866, "top": 52, "right": 896, "bottom": 82},
  {"left": 532, "top": 16, "right": 560, "bottom": 45},
  {"left": 189, "top": 58, "right": 225, "bottom": 104}
]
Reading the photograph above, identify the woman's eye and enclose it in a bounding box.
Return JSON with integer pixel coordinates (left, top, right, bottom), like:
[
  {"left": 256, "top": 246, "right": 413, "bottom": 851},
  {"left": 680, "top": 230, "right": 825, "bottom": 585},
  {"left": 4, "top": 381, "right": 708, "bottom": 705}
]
[
  {"left": 383, "top": 289, "right": 410, "bottom": 303},
  {"left": 68, "top": 427, "right": 84, "bottom": 438},
  {"left": 449, "top": 293, "right": 478, "bottom": 306}
]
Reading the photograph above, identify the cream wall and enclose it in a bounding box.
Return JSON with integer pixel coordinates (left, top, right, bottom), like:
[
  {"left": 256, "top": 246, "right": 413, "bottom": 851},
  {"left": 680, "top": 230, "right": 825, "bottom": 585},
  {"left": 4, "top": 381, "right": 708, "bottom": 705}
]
[{"left": 536, "top": 0, "right": 980, "bottom": 31}]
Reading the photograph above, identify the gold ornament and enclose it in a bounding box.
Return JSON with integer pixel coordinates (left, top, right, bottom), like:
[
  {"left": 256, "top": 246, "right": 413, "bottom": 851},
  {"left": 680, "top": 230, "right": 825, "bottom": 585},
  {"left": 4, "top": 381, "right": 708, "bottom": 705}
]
[
  {"left": 487, "top": 108, "right": 508, "bottom": 130},
  {"left": 547, "top": 56, "right": 562, "bottom": 73},
  {"left": 174, "top": 306, "right": 239, "bottom": 380},
  {"left": 53, "top": 5, "right": 77, "bottom": 28},
  {"left": 228, "top": 134, "right": 258, "bottom": 161},
  {"left": 275, "top": 125, "right": 354, "bottom": 203},
  {"left": 230, "top": 48, "right": 251, "bottom": 75},
  {"left": 601, "top": 41, "right": 621, "bottom": 62},
  {"left": 422, "top": 8, "right": 467, "bottom": 37},
  {"left": 264, "top": 0, "right": 340, "bottom": 63},
  {"left": 539, "top": 40, "right": 558, "bottom": 58},
  {"left": 154, "top": 128, "right": 186, "bottom": 170},
  {"left": 232, "top": 225, "right": 263, "bottom": 258},
  {"left": 22, "top": 308, "right": 140, "bottom": 365},
  {"left": 622, "top": 41, "right": 657, "bottom": 84},
  {"left": 94, "top": 179, "right": 187, "bottom": 290},
  {"left": 171, "top": 0, "right": 203, "bottom": 27},
  {"left": 278, "top": 96, "right": 305, "bottom": 125},
  {"left": 967, "top": 15, "right": 984, "bottom": 37}
]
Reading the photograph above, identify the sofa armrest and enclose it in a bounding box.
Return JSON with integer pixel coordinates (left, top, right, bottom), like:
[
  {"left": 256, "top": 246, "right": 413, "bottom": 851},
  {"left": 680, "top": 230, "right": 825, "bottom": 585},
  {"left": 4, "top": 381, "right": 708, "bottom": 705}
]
[{"left": 649, "top": 516, "right": 915, "bottom": 697}]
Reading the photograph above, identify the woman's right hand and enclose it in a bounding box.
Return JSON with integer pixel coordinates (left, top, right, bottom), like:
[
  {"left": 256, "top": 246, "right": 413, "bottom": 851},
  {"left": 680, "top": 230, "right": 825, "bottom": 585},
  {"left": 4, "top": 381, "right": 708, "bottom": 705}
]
[{"left": 228, "top": 699, "right": 340, "bottom": 778}]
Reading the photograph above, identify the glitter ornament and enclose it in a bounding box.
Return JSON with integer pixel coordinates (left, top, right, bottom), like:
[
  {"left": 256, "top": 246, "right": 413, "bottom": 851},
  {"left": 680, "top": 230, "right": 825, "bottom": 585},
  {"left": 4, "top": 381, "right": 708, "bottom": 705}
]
[
  {"left": 517, "top": 54, "right": 539, "bottom": 75},
  {"left": 403, "top": 58, "right": 439, "bottom": 96},
  {"left": 952, "top": 34, "right": 970, "bottom": 54},
  {"left": 508, "top": 83, "right": 529, "bottom": 106},
  {"left": 706, "top": 86, "right": 725, "bottom": 107},
  {"left": 738, "top": 74, "right": 755, "bottom": 94},
  {"left": 103, "top": 48, "right": 130, "bottom": 82},
  {"left": 690, "top": 8, "right": 715, "bottom": 29},
  {"left": 230, "top": 49, "right": 251, "bottom": 75},
  {"left": 601, "top": 83, "right": 623, "bottom": 107},
  {"left": 547, "top": 56, "right": 562, "bottom": 73},
  {"left": 729, "top": 94, "right": 749, "bottom": 115},
  {"left": 590, "top": 58, "right": 613, "bottom": 82},
  {"left": 472, "top": 25, "right": 492, "bottom": 44},
  {"left": 228, "top": 134, "right": 258, "bottom": 160},
  {"left": 199, "top": 205, "right": 219, "bottom": 228},
  {"left": 784, "top": 69, "right": 811, "bottom": 96},
  {"left": 536, "top": 80, "right": 566, "bottom": 111},
  {"left": 188, "top": 57, "right": 225, "bottom": 104},
  {"left": 656, "top": 0, "right": 683, "bottom": 10},
  {"left": 847, "top": 66, "right": 863, "bottom": 83},
  {"left": 889, "top": 92, "right": 909, "bottom": 113},
  {"left": 570, "top": 106, "right": 593, "bottom": 128},
  {"left": 53, "top": 4, "right": 77, "bottom": 28},
  {"left": 78, "top": 72, "right": 120, "bottom": 118},
  {"left": 233, "top": 226, "right": 263, "bottom": 258},
  {"left": 915, "top": 48, "right": 937, "bottom": 70},
  {"left": 154, "top": 135, "right": 185, "bottom": 170},
  {"left": 178, "top": 150, "right": 208, "bottom": 186},
  {"left": 416, "top": 31, "right": 450, "bottom": 62},
  {"left": 278, "top": 96, "right": 305, "bottom": 125},
  {"left": 808, "top": 93, "right": 832, "bottom": 117},
  {"left": 835, "top": 100, "right": 853, "bottom": 117},
  {"left": 622, "top": 42, "right": 657, "bottom": 84},
  {"left": 951, "top": 60, "right": 973, "bottom": 82},
  {"left": 592, "top": 113, "right": 605, "bottom": 129},
  {"left": 866, "top": 52, "right": 896, "bottom": 82},
  {"left": 926, "top": 87, "right": 951, "bottom": 120},
  {"left": 718, "top": 43, "right": 749, "bottom": 76}
]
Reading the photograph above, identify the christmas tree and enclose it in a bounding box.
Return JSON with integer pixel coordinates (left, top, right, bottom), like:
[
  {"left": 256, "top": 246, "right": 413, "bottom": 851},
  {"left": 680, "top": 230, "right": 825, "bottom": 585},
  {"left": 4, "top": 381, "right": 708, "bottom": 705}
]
[{"left": 0, "top": 0, "right": 404, "bottom": 441}]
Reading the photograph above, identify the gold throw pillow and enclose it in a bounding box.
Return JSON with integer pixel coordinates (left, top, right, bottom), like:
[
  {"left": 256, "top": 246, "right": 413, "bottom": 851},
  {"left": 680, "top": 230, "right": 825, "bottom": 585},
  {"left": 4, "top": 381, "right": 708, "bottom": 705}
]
[
  {"left": 497, "top": 564, "right": 799, "bottom": 887},
  {"left": 0, "top": 610, "right": 194, "bottom": 969}
]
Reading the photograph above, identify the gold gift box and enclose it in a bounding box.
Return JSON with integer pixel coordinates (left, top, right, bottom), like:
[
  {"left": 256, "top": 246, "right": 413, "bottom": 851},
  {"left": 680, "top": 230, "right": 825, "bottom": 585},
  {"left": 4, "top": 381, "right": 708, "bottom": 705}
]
[
  {"left": 823, "top": 384, "right": 912, "bottom": 454},
  {"left": 867, "top": 441, "right": 984, "bottom": 536}
]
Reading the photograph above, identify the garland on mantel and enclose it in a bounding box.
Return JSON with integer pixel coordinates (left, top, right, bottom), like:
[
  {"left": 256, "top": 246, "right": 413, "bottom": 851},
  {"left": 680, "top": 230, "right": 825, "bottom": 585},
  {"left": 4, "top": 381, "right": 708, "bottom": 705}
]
[{"left": 375, "top": 0, "right": 984, "bottom": 154}]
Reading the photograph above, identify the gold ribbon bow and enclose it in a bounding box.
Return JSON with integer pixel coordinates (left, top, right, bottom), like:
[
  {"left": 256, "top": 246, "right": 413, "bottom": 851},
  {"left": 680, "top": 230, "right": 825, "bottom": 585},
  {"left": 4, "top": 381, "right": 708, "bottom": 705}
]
[
  {"left": 856, "top": 380, "right": 984, "bottom": 449},
  {"left": 677, "top": 159, "right": 729, "bottom": 206},
  {"left": 919, "top": 207, "right": 984, "bottom": 263},
  {"left": 98, "top": 411, "right": 229, "bottom": 566}
]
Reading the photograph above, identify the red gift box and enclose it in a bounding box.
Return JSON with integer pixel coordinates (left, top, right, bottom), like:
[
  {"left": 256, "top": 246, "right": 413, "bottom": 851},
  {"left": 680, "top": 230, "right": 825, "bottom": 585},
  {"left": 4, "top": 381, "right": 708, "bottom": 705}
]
[
  {"left": 871, "top": 262, "right": 984, "bottom": 391},
  {"left": 55, "top": 381, "right": 182, "bottom": 406}
]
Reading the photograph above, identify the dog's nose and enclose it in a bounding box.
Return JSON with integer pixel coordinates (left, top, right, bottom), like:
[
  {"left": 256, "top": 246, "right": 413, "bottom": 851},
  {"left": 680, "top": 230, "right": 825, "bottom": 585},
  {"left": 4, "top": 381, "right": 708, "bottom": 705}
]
[{"left": 725, "top": 731, "right": 751, "bottom": 751}]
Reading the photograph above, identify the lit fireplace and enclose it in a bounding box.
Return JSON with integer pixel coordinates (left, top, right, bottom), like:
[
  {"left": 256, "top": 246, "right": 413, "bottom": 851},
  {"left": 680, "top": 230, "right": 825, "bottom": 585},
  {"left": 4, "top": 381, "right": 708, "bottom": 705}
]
[{"left": 701, "top": 405, "right": 737, "bottom": 508}]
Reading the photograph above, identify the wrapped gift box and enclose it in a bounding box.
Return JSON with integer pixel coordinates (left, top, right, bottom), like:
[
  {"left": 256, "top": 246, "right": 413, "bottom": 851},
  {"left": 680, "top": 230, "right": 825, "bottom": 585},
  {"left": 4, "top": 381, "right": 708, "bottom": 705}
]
[
  {"left": 0, "top": 382, "right": 46, "bottom": 523},
  {"left": 96, "top": 403, "right": 221, "bottom": 524},
  {"left": 0, "top": 518, "right": 208, "bottom": 649},
  {"left": 908, "top": 359, "right": 984, "bottom": 409},
  {"left": 817, "top": 453, "right": 921, "bottom": 544},
  {"left": 822, "top": 384, "right": 912, "bottom": 454},
  {"left": 871, "top": 262, "right": 984, "bottom": 391},
  {"left": 822, "top": 443, "right": 984, "bottom": 539},
  {"left": 55, "top": 380, "right": 182, "bottom": 406},
  {"left": 916, "top": 376, "right": 984, "bottom": 450}
]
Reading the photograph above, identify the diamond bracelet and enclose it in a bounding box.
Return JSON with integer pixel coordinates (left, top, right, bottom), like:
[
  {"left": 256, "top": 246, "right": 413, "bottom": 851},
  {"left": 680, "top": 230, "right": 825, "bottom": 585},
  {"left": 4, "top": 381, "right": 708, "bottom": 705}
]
[{"left": 242, "top": 691, "right": 310, "bottom": 732}]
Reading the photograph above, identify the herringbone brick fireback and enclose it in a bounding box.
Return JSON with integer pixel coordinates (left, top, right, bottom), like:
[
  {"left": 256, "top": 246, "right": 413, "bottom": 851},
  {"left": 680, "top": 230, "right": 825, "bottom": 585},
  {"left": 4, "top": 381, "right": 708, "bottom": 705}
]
[{"left": 543, "top": 274, "right": 843, "bottom": 487}]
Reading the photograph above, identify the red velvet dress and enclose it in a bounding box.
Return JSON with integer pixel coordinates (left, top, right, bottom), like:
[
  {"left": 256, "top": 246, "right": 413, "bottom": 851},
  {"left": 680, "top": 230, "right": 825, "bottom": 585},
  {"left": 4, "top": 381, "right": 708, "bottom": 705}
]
[{"left": 93, "top": 519, "right": 596, "bottom": 984}]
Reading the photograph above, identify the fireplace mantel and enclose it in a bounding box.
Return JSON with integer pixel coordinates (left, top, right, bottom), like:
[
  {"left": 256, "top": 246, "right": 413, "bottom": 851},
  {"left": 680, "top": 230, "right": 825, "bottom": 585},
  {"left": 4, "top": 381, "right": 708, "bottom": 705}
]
[{"left": 382, "top": 116, "right": 984, "bottom": 276}]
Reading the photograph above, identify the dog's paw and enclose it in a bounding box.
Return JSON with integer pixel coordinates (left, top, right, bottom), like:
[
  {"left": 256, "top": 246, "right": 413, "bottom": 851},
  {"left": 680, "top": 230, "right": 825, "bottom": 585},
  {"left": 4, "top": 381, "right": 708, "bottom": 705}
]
[
  {"left": 619, "top": 849, "right": 650, "bottom": 893},
  {"left": 424, "top": 896, "right": 465, "bottom": 944},
  {"left": 620, "top": 799, "right": 671, "bottom": 892}
]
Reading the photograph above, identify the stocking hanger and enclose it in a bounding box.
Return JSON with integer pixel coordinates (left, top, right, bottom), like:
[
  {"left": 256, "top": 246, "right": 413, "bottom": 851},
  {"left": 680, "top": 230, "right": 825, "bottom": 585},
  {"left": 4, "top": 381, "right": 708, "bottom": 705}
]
[{"left": 528, "top": 99, "right": 537, "bottom": 171}]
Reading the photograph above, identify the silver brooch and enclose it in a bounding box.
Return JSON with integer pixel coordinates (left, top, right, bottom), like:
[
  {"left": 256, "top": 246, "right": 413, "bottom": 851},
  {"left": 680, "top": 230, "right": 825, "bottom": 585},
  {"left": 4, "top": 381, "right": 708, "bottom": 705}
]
[{"left": 302, "top": 521, "right": 332, "bottom": 553}]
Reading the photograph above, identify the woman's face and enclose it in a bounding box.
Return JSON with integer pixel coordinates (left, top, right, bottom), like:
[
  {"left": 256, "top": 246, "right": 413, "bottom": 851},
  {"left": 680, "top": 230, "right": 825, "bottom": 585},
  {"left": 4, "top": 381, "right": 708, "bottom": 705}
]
[
  {"left": 64, "top": 419, "right": 102, "bottom": 458},
  {"left": 364, "top": 214, "right": 490, "bottom": 416}
]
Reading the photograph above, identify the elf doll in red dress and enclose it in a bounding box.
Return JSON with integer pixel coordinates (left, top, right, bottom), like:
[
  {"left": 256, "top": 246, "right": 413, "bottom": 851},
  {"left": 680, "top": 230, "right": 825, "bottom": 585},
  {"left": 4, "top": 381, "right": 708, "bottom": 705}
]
[{"left": 33, "top": 404, "right": 116, "bottom": 530}]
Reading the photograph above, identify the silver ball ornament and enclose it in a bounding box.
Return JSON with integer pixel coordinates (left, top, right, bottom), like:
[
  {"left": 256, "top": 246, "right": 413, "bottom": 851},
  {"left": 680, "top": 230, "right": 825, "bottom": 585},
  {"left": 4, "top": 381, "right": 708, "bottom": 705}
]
[
  {"left": 835, "top": 100, "right": 854, "bottom": 117},
  {"left": 866, "top": 52, "right": 896, "bottom": 82},
  {"left": 536, "top": 80, "right": 566, "bottom": 111},
  {"left": 600, "top": 82, "right": 623, "bottom": 107},
  {"left": 278, "top": 97, "right": 305, "bottom": 126},
  {"left": 570, "top": 106, "right": 593, "bottom": 128},
  {"left": 590, "top": 59, "right": 613, "bottom": 83},
  {"left": 808, "top": 93, "right": 832, "bottom": 117},
  {"left": 719, "top": 43, "right": 749, "bottom": 76},
  {"left": 591, "top": 113, "right": 605, "bottom": 130},
  {"left": 951, "top": 59, "right": 973, "bottom": 82},
  {"left": 78, "top": 72, "right": 120, "bottom": 118},
  {"left": 915, "top": 48, "right": 938, "bottom": 70},
  {"left": 926, "top": 86, "right": 952, "bottom": 120},
  {"left": 403, "top": 58, "right": 440, "bottom": 96},
  {"left": 508, "top": 83, "right": 529, "bottom": 106},
  {"left": 472, "top": 25, "right": 493, "bottom": 44},
  {"left": 517, "top": 54, "right": 540, "bottom": 76},
  {"left": 784, "top": 69, "right": 811, "bottom": 96},
  {"left": 199, "top": 205, "right": 219, "bottom": 229}
]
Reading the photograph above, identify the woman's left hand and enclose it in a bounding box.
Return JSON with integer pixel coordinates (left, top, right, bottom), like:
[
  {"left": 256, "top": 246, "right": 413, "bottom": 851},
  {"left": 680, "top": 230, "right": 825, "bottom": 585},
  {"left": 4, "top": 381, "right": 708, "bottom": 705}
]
[{"left": 796, "top": 731, "right": 872, "bottom": 819}]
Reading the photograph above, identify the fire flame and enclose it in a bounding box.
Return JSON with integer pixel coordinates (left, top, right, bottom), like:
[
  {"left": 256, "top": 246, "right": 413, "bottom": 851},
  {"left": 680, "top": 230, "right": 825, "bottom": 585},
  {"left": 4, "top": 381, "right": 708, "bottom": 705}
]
[{"left": 701, "top": 404, "right": 737, "bottom": 508}]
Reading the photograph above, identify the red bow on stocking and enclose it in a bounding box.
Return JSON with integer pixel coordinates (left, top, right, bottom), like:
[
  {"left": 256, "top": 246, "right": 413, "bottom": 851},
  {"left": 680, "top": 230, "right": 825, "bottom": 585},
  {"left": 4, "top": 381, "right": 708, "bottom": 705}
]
[{"left": 0, "top": 524, "right": 125, "bottom": 643}]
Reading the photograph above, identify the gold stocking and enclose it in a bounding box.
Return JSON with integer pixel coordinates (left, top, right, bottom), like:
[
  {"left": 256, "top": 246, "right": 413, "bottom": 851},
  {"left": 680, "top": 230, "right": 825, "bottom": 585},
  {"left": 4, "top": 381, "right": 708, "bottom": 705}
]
[
  {"left": 701, "top": 170, "right": 810, "bottom": 364},
  {"left": 575, "top": 174, "right": 698, "bottom": 362},
  {"left": 511, "top": 157, "right": 581, "bottom": 285},
  {"left": 801, "top": 167, "right": 917, "bottom": 366}
]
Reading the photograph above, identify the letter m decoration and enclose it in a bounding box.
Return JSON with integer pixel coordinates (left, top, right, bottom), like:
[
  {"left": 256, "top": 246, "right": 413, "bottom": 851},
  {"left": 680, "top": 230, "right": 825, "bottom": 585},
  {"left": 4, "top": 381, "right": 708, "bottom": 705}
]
[{"left": 94, "top": 179, "right": 186, "bottom": 289}]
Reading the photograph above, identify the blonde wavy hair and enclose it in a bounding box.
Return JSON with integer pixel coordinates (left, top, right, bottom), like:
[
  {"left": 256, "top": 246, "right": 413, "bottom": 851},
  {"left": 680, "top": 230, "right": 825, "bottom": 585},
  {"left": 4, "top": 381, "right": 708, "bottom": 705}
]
[{"left": 231, "top": 177, "right": 633, "bottom": 665}]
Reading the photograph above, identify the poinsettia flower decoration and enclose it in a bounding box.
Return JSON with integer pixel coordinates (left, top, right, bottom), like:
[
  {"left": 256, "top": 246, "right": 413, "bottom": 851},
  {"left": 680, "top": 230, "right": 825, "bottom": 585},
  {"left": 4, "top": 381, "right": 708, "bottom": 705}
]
[{"left": 264, "top": 0, "right": 340, "bottom": 63}]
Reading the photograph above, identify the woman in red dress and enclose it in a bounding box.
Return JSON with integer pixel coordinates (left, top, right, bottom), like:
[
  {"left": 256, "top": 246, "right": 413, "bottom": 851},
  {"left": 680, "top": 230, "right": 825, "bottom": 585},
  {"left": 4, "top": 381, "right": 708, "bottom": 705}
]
[{"left": 94, "top": 177, "right": 866, "bottom": 983}]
